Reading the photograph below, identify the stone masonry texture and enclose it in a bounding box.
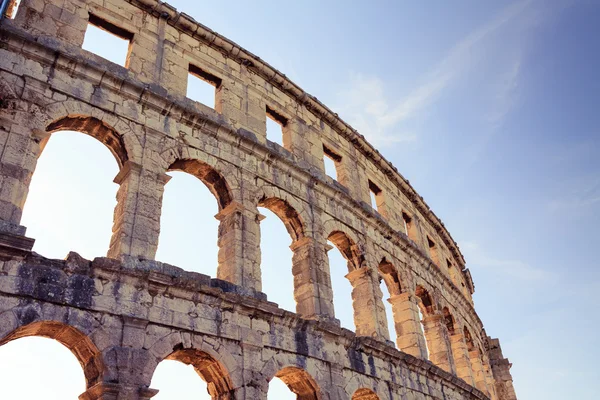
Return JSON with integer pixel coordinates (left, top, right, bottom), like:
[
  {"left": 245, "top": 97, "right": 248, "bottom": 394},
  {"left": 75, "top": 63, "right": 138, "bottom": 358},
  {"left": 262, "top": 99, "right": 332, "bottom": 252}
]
[{"left": 0, "top": 0, "right": 517, "bottom": 399}]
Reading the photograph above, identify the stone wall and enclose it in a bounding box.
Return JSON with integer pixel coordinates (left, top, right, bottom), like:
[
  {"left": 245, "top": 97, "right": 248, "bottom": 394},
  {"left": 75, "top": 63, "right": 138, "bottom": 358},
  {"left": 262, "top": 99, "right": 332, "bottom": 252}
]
[{"left": 0, "top": 0, "right": 517, "bottom": 399}]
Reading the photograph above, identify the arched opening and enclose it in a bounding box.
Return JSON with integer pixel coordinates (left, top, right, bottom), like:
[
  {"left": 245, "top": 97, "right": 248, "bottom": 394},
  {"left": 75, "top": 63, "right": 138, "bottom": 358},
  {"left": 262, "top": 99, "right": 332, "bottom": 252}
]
[
  {"left": 258, "top": 197, "right": 304, "bottom": 242},
  {"left": 378, "top": 258, "right": 402, "bottom": 347},
  {"left": 0, "top": 321, "right": 104, "bottom": 391},
  {"left": 45, "top": 116, "right": 128, "bottom": 167},
  {"left": 415, "top": 285, "right": 434, "bottom": 315},
  {"left": 268, "top": 367, "right": 320, "bottom": 400},
  {"left": 258, "top": 197, "right": 304, "bottom": 313},
  {"left": 150, "top": 348, "right": 233, "bottom": 400},
  {"left": 169, "top": 160, "right": 232, "bottom": 210},
  {"left": 352, "top": 388, "right": 380, "bottom": 400},
  {"left": 156, "top": 159, "right": 231, "bottom": 275},
  {"left": 328, "top": 231, "right": 363, "bottom": 270},
  {"left": 0, "top": 337, "right": 86, "bottom": 399},
  {"left": 327, "top": 231, "right": 363, "bottom": 330},
  {"left": 150, "top": 359, "right": 210, "bottom": 399},
  {"left": 21, "top": 127, "right": 120, "bottom": 259}
]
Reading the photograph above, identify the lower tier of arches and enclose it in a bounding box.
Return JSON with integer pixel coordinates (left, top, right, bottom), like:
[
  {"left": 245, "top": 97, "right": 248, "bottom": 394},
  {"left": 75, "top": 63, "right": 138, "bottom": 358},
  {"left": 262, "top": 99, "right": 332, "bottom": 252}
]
[{"left": 0, "top": 251, "right": 496, "bottom": 400}]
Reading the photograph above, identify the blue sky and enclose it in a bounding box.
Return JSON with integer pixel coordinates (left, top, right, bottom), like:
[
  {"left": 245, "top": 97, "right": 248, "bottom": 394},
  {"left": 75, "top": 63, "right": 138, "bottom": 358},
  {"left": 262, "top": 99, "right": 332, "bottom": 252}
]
[{"left": 1, "top": 1, "right": 599, "bottom": 399}]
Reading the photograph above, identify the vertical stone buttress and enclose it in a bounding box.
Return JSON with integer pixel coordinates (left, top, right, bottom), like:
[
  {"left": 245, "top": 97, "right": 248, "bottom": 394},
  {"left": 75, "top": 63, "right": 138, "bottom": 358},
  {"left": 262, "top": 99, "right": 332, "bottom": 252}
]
[
  {"left": 450, "top": 330, "right": 476, "bottom": 386},
  {"left": 387, "top": 293, "right": 428, "bottom": 358},
  {"left": 469, "top": 348, "right": 491, "bottom": 396},
  {"left": 78, "top": 318, "right": 158, "bottom": 400},
  {"left": 215, "top": 201, "right": 263, "bottom": 293},
  {"left": 346, "top": 266, "right": 390, "bottom": 339},
  {"left": 0, "top": 89, "right": 40, "bottom": 237},
  {"left": 108, "top": 161, "right": 171, "bottom": 260},
  {"left": 290, "top": 236, "right": 335, "bottom": 320},
  {"left": 421, "top": 314, "right": 457, "bottom": 374}
]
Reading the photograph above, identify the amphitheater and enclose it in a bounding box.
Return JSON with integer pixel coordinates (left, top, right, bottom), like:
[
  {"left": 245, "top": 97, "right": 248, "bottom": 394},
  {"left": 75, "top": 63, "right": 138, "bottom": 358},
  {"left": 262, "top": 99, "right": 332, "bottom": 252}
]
[{"left": 0, "top": 1, "right": 518, "bottom": 399}]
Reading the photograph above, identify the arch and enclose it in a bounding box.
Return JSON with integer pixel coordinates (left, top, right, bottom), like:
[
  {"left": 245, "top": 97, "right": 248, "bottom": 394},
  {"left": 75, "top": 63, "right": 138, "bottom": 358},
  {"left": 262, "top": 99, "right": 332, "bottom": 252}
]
[
  {"left": 327, "top": 230, "right": 364, "bottom": 271},
  {"left": 144, "top": 331, "right": 241, "bottom": 393},
  {"left": 442, "top": 307, "right": 456, "bottom": 335},
  {"left": 46, "top": 115, "right": 128, "bottom": 167},
  {"left": 352, "top": 388, "right": 380, "bottom": 400},
  {"left": 415, "top": 285, "right": 435, "bottom": 315},
  {"left": 0, "top": 321, "right": 104, "bottom": 388},
  {"left": 377, "top": 258, "right": 402, "bottom": 296},
  {"left": 258, "top": 196, "right": 305, "bottom": 242},
  {"left": 169, "top": 159, "right": 232, "bottom": 210},
  {"left": 160, "top": 348, "right": 234, "bottom": 399},
  {"left": 273, "top": 366, "right": 321, "bottom": 400}
]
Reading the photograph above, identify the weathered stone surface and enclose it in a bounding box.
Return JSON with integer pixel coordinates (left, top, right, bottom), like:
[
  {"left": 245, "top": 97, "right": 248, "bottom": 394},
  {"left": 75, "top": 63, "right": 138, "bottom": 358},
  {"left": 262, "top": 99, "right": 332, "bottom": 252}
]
[{"left": 0, "top": 1, "right": 516, "bottom": 399}]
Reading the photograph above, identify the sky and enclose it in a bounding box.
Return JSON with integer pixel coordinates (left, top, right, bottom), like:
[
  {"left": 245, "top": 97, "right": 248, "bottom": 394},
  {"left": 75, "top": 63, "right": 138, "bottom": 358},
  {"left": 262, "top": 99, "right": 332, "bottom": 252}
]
[{"left": 0, "top": 0, "right": 599, "bottom": 399}]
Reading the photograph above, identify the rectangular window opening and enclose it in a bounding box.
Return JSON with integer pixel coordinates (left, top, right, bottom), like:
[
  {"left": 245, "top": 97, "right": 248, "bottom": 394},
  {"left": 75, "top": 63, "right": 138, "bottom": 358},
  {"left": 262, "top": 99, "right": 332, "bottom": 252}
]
[
  {"left": 402, "top": 211, "right": 416, "bottom": 241},
  {"left": 266, "top": 106, "right": 287, "bottom": 146},
  {"left": 187, "top": 64, "right": 221, "bottom": 109},
  {"left": 82, "top": 15, "right": 133, "bottom": 67},
  {"left": 323, "top": 146, "right": 341, "bottom": 181},
  {"left": 5, "top": 0, "right": 21, "bottom": 19},
  {"left": 427, "top": 237, "right": 440, "bottom": 265},
  {"left": 368, "top": 180, "right": 383, "bottom": 212}
]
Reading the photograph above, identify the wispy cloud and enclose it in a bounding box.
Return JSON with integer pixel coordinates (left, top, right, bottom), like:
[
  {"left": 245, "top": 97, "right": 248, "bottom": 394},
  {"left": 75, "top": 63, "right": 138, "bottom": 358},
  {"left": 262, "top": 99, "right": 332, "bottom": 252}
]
[
  {"left": 461, "top": 241, "right": 555, "bottom": 282},
  {"left": 334, "top": 1, "right": 534, "bottom": 146},
  {"left": 547, "top": 173, "right": 600, "bottom": 213}
]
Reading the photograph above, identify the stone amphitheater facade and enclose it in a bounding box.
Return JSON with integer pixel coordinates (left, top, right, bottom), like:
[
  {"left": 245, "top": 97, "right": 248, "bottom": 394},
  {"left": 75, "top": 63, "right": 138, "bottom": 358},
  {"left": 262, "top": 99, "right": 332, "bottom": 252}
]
[{"left": 0, "top": 1, "right": 518, "bottom": 399}]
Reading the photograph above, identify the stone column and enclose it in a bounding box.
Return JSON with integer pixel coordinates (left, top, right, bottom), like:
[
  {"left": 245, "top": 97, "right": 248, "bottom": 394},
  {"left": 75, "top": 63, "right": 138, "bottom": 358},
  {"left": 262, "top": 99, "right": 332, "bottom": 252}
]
[
  {"left": 0, "top": 112, "right": 41, "bottom": 255},
  {"left": 387, "top": 293, "right": 428, "bottom": 358},
  {"left": 290, "top": 236, "right": 335, "bottom": 321},
  {"left": 485, "top": 363, "right": 499, "bottom": 400},
  {"left": 450, "top": 332, "right": 475, "bottom": 386},
  {"left": 215, "top": 201, "right": 263, "bottom": 293},
  {"left": 108, "top": 161, "right": 171, "bottom": 260},
  {"left": 469, "top": 349, "right": 490, "bottom": 395},
  {"left": 421, "top": 314, "right": 456, "bottom": 374},
  {"left": 0, "top": 119, "right": 41, "bottom": 233},
  {"left": 236, "top": 341, "right": 268, "bottom": 400},
  {"left": 345, "top": 266, "right": 390, "bottom": 340}
]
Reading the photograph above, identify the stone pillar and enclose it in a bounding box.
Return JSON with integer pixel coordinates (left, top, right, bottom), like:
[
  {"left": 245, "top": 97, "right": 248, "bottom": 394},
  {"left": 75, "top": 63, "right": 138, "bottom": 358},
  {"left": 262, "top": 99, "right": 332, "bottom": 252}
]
[
  {"left": 108, "top": 161, "right": 171, "bottom": 260},
  {"left": 387, "top": 293, "right": 428, "bottom": 358},
  {"left": 485, "top": 362, "right": 499, "bottom": 400},
  {"left": 215, "top": 201, "right": 263, "bottom": 293},
  {"left": 345, "top": 266, "right": 390, "bottom": 340},
  {"left": 237, "top": 341, "right": 268, "bottom": 400},
  {"left": 290, "top": 236, "right": 335, "bottom": 321},
  {"left": 0, "top": 110, "right": 40, "bottom": 255},
  {"left": 421, "top": 314, "right": 456, "bottom": 374},
  {"left": 0, "top": 119, "right": 40, "bottom": 233},
  {"left": 469, "top": 349, "right": 490, "bottom": 396},
  {"left": 450, "top": 332, "right": 476, "bottom": 386}
]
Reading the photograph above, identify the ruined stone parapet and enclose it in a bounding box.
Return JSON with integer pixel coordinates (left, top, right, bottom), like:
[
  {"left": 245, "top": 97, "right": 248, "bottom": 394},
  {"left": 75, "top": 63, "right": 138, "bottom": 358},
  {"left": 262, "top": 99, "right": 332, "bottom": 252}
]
[
  {"left": 487, "top": 337, "right": 517, "bottom": 400},
  {"left": 0, "top": 0, "right": 516, "bottom": 398}
]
